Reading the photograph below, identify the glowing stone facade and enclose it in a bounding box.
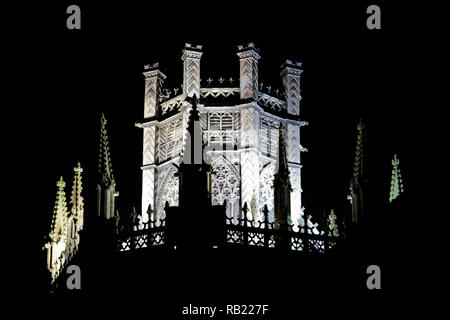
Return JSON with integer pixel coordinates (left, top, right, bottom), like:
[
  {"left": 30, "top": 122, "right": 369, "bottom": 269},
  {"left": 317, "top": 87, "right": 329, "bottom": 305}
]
[{"left": 139, "top": 43, "right": 308, "bottom": 228}]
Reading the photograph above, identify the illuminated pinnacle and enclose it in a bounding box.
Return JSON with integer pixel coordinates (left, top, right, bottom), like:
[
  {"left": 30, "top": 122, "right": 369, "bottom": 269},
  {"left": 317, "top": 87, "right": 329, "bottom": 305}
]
[
  {"left": 328, "top": 209, "right": 339, "bottom": 237},
  {"left": 273, "top": 123, "right": 293, "bottom": 227},
  {"left": 352, "top": 119, "right": 365, "bottom": 183},
  {"left": 70, "top": 162, "right": 84, "bottom": 223},
  {"left": 276, "top": 124, "right": 291, "bottom": 183},
  {"left": 349, "top": 119, "right": 366, "bottom": 196},
  {"left": 49, "top": 177, "right": 68, "bottom": 242},
  {"left": 98, "top": 113, "right": 115, "bottom": 188},
  {"left": 348, "top": 119, "right": 367, "bottom": 224},
  {"left": 389, "top": 154, "right": 404, "bottom": 203}
]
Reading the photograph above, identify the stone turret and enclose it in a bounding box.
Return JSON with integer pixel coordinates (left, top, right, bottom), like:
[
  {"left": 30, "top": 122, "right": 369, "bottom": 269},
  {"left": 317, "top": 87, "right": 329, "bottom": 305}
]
[
  {"left": 143, "top": 63, "right": 166, "bottom": 119},
  {"left": 280, "top": 60, "right": 302, "bottom": 116},
  {"left": 181, "top": 43, "right": 203, "bottom": 98},
  {"left": 237, "top": 42, "right": 260, "bottom": 101}
]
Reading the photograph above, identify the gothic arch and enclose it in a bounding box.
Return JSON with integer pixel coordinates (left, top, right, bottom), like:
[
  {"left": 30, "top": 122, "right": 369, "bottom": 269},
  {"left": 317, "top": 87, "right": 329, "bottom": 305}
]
[
  {"left": 155, "top": 164, "right": 179, "bottom": 220},
  {"left": 259, "top": 161, "right": 275, "bottom": 222},
  {"left": 211, "top": 155, "right": 241, "bottom": 222}
]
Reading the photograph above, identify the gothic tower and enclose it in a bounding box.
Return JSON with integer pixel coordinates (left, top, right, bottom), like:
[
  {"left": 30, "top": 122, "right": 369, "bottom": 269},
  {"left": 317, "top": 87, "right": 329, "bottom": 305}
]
[{"left": 139, "top": 43, "right": 307, "bottom": 228}]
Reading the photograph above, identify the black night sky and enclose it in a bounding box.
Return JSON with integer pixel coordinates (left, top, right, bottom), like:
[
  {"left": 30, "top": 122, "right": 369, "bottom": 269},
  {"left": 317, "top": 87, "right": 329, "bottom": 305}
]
[{"left": 10, "top": 0, "right": 421, "bottom": 309}]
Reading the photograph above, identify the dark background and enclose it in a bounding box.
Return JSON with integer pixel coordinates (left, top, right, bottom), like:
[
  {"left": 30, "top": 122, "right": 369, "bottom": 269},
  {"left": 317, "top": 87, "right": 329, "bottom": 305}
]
[{"left": 6, "top": 0, "right": 421, "bottom": 316}]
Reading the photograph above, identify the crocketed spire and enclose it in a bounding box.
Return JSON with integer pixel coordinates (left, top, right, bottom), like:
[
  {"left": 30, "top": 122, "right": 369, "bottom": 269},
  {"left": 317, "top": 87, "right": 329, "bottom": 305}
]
[
  {"left": 349, "top": 119, "right": 367, "bottom": 224},
  {"left": 350, "top": 119, "right": 366, "bottom": 187},
  {"left": 70, "top": 162, "right": 84, "bottom": 224},
  {"left": 98, "top": 113, "right": 115, "bottom": 188},
  {"left": 273, "top": 123, "right": 292, "bottom": 227},
  {"left": 389, "top": 154, "right": 404, "bottom": 203},
  {"left": 49, "top": 177, "right": 68, "bottom": 242}
]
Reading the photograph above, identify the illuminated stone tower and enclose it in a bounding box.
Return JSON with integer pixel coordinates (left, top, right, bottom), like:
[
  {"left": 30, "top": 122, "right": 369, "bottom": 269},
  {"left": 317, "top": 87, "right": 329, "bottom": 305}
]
[{"left": 139, "top": 43, "right": 307, "bottom": 228}]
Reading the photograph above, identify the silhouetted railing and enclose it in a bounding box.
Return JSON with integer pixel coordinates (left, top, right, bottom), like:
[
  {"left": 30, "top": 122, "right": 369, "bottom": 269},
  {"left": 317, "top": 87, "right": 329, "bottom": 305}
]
[
  {"left": 116, "top": 208, "right": 340, "bottom": 254},
  {"left": 117, "top": 218, "right": 166, "bottom": 251}
]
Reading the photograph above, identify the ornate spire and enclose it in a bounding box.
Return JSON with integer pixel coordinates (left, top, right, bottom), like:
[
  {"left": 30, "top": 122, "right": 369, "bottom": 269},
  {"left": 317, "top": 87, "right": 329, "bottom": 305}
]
[
  {"left": 389, "top": 154, "right": 404, "bottom": 203},
  {"left": 328, "top": 209, "right": 339, "bottom": 237},
  {"left": 181, "top": 94, "right": 201, "bottom": 165},
  {"left": 98, "top": 113, "right": 115, "bottom": 187},
  {"left": 351, "top": 119, "right": 366, "bottom": 186},
  {"left": 273, "top": 123, "right": 292, "bottom": 227},
  {"left": 49, "top": 177, "right": 68, "bottom": 242},
  {"left": 70, "top": 162, "right": 84, "bottom": 225},
  {"left": 177, "top": 95, "right": 212, "bottom": 208},
  {"left": 349, "top": 119, "right": 367, "bottom": 224}
]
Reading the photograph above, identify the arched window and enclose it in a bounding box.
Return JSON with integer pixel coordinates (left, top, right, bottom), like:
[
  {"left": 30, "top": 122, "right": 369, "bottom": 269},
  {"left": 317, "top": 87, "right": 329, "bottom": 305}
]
[
  {"left": 260, "top": 118, "right": 279, "bottom": 158},
  {"left": 155, "top": 165, "right": 179, "bottom": 221},
  {"left": 158, "top": 118, "right": 183, "bottom": 162},
  {"left": 208, "top": 112, "right": 236, "bottom": 145},
  {"left": 211, "top": 156, "right": 241, "bottom": 223},
  {"left": 259, "top": 162, "right": 275, "bottom": 223}
]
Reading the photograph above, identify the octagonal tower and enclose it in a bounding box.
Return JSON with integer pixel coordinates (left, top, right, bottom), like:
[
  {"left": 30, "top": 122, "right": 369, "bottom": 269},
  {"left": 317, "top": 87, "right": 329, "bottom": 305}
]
[{"left": 138, "top": 43, "right": 307, "bottom": 228}]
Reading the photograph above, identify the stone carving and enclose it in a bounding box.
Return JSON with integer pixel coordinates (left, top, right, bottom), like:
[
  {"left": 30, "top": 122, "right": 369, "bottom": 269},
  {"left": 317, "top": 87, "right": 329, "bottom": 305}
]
[
  {"left": 259, "top": 162, "right": 275, "bottom": 222},
  {"left": 211, "top": 156, "right": 241, "bottom": 223},
  {"left": 155, "top": 165, "right": 179, "bottom": 221}
]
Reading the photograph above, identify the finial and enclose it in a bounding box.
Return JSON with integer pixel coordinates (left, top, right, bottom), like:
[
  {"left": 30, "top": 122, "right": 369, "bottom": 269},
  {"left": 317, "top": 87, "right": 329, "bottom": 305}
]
[{"left": 56, "top": 176, "right": 65, "bottom": 189}]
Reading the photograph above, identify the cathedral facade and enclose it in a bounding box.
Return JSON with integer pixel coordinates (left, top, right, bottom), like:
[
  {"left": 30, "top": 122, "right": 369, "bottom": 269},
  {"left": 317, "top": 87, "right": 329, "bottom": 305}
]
[{"left": 139, "top": 43, "right": 307, "bottom": 228}]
